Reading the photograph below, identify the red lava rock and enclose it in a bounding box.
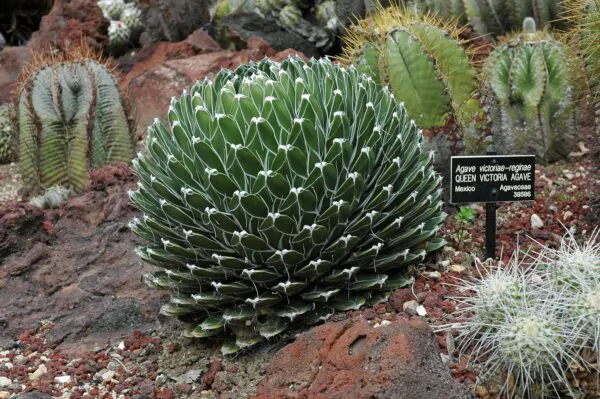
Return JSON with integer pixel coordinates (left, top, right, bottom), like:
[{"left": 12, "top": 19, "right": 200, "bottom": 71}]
[
  {"left": 87, "top": 163, "right": 136, "bottom": 190},
  {"left": 122, "top": 40, "right": 307, "bottom": 133},
  {"left": 0, "top": 46, "right": 32, "bottom": 104},
  {"left": 185, "top": 29, "right": 222, "bottom": 54},
  {"left": 252, "top": 317, "right": 470, "bottom": 399},
  {"left": 31, "top": 0, "right": 109, "bottom": 53},
  {"left": 388, "top": 288, "right": 414, "bottom": 313},
  {"left": 203, "top": 359, "right": 222, "bottom": 388}
]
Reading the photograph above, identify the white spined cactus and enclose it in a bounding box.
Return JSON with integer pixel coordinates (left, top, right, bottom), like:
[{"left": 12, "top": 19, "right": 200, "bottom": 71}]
[
  {"left": 29, "top": 185, "right": 76, "bottom": 209},
  {"left": 129, "top": 57, "right": 446, "bottom": 354},
  {"left": 121, "top": 2, "right": 142, "bottom": 33},
  {"left": 440, "top": 230, "right": 600, "bottom": 397},
  {"left": 98, "top": 0, "right": 126, "bottom": 20},
  {"left": 108, "top": 20, "right": 131, "bottom": 49}
]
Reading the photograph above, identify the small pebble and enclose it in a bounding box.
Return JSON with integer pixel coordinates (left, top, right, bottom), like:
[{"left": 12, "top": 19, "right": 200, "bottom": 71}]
[{"left": 530, "top": 213, "right": 544, "bottom": 229}]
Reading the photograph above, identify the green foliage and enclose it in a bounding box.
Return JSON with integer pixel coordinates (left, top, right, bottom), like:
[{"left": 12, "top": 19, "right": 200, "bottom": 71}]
[
  {"left": 440, "top": 230, "right": 600, "bottom": 398},
  {"left": 339, "top": 6, "right": 479, "bottom": 130},
  {"left": 482, "top": 19, "right": 584, "bottom": 163},
  {"left": 404, "top": 0, "right": 567, "bottom": 36},
  {"left": 454, "top": 206, "right": 475, "bottom": 225},
  {"left": 452, "top": 206, "right": 476, "bottom": 249},
  {"left": 18, "top": 59, "right": 135, "bottom": 195},
  {"left": 0, "top": 104, "right": 17, "bottom": 164},
  {"left": 129, "top": 57, "right": 446, "bottom": 354}
]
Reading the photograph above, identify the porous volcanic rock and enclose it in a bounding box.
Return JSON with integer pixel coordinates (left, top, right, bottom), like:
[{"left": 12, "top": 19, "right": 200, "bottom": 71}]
[
  {"left": 0, "top": 46, "right": 31, "bottom": 104},
  {"left": 0, "top": 164, "right": 166, "bottom": 354},
  {"left": 252, "top": 317, "right": 472, "bottom": 399},
  {"left": 30, "top": 0, "right": 108, "bottom": 53},
  {"left": 123, "top": 36, "right": 304, "bottom": 134}
]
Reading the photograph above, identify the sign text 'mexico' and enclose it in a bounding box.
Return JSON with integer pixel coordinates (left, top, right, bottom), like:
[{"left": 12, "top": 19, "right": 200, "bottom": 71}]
[{"left": 450, "top": 155, "right": 536, "bottom": 204}]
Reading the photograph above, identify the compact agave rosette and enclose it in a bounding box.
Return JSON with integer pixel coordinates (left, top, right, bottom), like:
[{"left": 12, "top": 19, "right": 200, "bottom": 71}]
[{"left": 129, "top": 57, "right": 446, "bottom": 353}]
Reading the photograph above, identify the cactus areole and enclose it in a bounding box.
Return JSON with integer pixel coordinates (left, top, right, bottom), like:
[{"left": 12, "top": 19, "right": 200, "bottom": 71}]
[{"left": 129, "top": 57, "right": 446, "bottom": 354}]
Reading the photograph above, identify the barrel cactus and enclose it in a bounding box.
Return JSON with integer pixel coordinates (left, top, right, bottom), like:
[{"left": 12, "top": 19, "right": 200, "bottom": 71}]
[
  {"left": 339, "top": 5, "right": 479, "bottom": 131},
  {"left": 482, "top": 18, "right": 584, "bottom": 163},
  {"left": 403, "top": 0, "right": 567, "bottom": 36},
  {"left": 129, "top": 57, "right": 446, "bottom": 354},
  {"left": 0, "top": 104, "right": 16, "bottom": 164},
  {"left": 18, "top": 56, "right": 135, "bottom": 195}
]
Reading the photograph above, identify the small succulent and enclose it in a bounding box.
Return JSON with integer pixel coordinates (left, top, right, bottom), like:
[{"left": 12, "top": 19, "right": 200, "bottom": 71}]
[
  {"left": 28, "top": 185, "right": 76, "bottom": 209},
  {"left": 98, "top": 0, "right": 126, "bottom": 20},
  {"left": 482, "top": 18, "right": 584, "bottom": 163},
  {"left": 98, "top": 0, "right": 143, "bottom": 52},
  {"left": 129, "top": 57, "right": 446, "bottom": 354},
  {"left": 0, "top": 104, "right": 16, "bottom": 164},
  {"left": 18, "top": 52, "right": 135, "bottom": 195}
]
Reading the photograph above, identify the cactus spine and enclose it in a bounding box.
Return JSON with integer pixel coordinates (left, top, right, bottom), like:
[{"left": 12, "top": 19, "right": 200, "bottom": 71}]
[
  {"left": 339, "top": 5, "right": 478, "bottom": 131},
  {"left": 482, "top": 18, "right": 584, "bottom": 163},
  {"left": 18, "top": 54, "right": 135, "bottom": 195}
]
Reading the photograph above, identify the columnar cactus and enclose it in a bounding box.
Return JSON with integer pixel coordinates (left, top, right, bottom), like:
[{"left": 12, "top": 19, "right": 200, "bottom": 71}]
[
  {"left": 129, "top": 57, "right": 446, "bottom": 354},
  {"left": 0, "top": 104, "right": 16, "bottom": 164},
  {"left": 18, "top": 57, "right": 135, "bottom": 195},
  {"left": 482, "top": 18, "right": 584, "bottom": 163},
  {"left": 404, "top": 0, "right": 567, "bottom": 36},
  {"left": 339, "top": 5, "right": 479, "bottom": 131}
]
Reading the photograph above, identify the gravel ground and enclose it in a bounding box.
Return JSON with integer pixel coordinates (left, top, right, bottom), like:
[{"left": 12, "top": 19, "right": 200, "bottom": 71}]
[{"left": 0, "top": 163, "right": 21, "bottom": 203}]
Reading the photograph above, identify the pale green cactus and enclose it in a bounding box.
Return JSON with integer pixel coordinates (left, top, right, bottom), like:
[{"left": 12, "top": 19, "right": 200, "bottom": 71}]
[
  {"left": 482, "top": 18, "right": 584, "bottom": 163},
  {"left": 108, "top": 20, "right": 131, "bottom": 49},
  {"left": 122, "top": 3, "right": 143, "bottom": 34},
  {"left": 98, "top": 0, "right": 126, "bottom": 19},
  {"left": 278, "top": 4, "right": 302, "bottom": 28},
  {"left": 129, "top": 57, "right": 446, "bottom": 354},
  {"left": 18, "top": 58, "right": 135, "bottom": 195}
]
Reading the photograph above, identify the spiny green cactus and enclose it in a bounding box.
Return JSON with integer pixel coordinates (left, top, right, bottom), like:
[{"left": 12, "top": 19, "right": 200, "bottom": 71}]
[
  {"left": 404, "top": 0, "right": 567, "bottom": 36},
  {"left": 129, "top": 57, "right": 446, "bottom": 354},
  {"left": 108, "top": 20, "right": 131, "bottom": 50},
  {"left": 98, "top": 0, "right": 143, "bottom": 52},
  {"left": 483, "top": 18, "right": 584, "bottom": 163},
  {"left": 566, "top": 0, "right": 600, "bottom": 105},
  {"left": 339, "top": 5, "right": 479, "bottom": 131},
  {"left": 99, "top": 0, "right": 126, "bottom": 20},
  {"left": 0, "top": 104, "right": 16, "bottom": 164},
  {"left": 18, "top": 58, "right": 135, "bottom": 195}
]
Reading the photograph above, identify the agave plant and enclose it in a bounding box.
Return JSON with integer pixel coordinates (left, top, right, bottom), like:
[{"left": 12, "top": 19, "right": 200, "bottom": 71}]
[{"left": 129, "top": 57, "right": 446, "bottom": 354}]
